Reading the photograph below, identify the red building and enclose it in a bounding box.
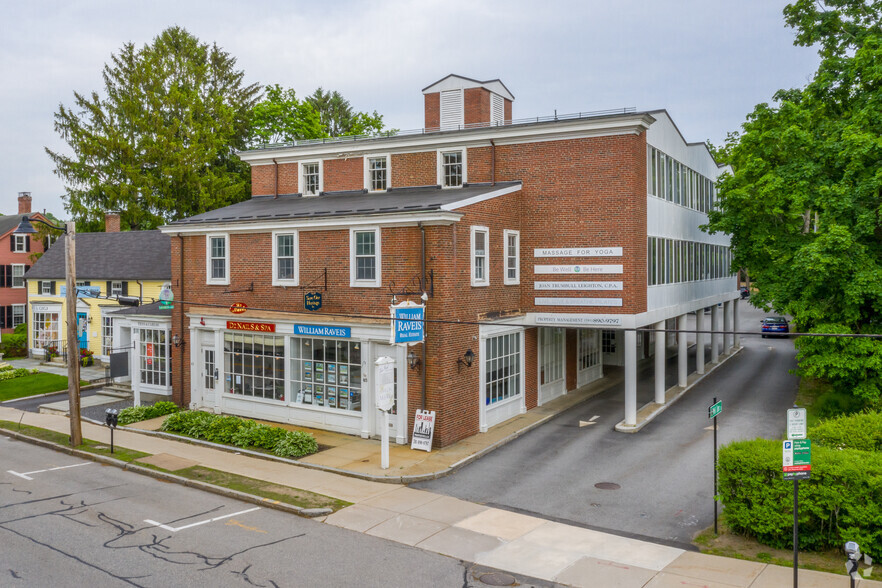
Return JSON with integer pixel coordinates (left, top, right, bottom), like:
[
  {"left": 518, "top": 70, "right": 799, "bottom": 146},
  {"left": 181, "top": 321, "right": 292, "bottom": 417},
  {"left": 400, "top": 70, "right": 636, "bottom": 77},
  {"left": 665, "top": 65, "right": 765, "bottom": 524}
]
[
  {"left": 0, "top": 193, "right": 50, "bottom": 333},
  {"left": 161, "top": 75, "right": 739, "bottom": 447}
]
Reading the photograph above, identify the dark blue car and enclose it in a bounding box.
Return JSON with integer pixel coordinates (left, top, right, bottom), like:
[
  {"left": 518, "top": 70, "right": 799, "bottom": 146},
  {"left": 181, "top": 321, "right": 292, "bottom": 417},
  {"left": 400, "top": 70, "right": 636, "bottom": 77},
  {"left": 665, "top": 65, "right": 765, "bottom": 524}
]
[{"left": 761, "top": 317, "right": 790, "bottom": 338}]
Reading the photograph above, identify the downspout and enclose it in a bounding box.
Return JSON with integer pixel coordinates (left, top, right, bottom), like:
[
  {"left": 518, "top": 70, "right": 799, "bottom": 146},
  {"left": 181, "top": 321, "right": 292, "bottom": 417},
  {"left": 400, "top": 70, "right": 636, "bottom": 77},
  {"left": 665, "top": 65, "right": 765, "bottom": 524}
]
[
  {"left": 177, "top": 234, "right": 185, "bottom": 407},
  {"left": 490, "top": 139, "right": 496, "bottom": 186},
  {"left": 420, "top": 222, "right": 427, "bottom": 411},
  {"left": 136, "top": 280, "right": 143, "bottom": 304},
  {"left": 273, "top": 159, "right": 279, "bottom": 199}
]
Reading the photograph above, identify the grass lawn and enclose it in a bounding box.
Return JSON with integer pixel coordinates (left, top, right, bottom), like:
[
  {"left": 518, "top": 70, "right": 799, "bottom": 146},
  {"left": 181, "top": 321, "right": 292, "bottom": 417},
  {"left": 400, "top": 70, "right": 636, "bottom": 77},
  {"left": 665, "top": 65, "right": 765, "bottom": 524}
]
[{"left": 0, "top": 373, "right": 88, "bottom": 402}]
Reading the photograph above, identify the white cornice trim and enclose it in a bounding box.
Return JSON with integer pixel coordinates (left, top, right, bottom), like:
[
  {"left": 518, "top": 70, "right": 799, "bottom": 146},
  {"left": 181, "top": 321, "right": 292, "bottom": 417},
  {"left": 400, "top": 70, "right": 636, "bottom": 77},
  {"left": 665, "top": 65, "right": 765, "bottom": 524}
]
[
  {"left": 441, "top": 183, "right": 522, "bottom": 211},
  {"left": 239, "top": 114, "right": 656, "bottom": 165},
  {"left": 159, "top": 211, "right": 462, "bottom": 235}
]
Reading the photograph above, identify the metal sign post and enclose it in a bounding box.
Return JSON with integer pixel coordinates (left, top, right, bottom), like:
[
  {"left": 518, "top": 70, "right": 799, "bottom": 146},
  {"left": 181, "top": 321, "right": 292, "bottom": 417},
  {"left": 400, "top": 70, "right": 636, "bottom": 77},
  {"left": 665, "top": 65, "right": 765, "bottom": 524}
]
[
  {"left": 784, "top": 405, "right": 811, "bottom": 588},
  {"left": 708, "top": 398, "right": 722, "bottom": 534}
]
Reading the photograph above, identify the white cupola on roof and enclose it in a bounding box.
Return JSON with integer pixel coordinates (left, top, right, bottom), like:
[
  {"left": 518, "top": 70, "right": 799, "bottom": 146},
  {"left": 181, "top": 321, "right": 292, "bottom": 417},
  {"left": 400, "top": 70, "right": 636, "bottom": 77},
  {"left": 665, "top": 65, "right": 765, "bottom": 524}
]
[{"left": 422, "top": 74, "right": 514, "bottom": 131}]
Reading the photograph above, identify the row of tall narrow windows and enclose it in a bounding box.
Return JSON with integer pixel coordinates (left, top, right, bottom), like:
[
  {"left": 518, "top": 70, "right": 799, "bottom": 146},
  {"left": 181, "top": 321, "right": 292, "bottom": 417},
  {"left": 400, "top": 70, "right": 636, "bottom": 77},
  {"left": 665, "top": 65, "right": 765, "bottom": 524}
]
[
  {"left": 647, "top": 237, "right": 733, "bottom": 286},
  {"left": 647, "top": 146, "right": 717, "bottom": 213}
]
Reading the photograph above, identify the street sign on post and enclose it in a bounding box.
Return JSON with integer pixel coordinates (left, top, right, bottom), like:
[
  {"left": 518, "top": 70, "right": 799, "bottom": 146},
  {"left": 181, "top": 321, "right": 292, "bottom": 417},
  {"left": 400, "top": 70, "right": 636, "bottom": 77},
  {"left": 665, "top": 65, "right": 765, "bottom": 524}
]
[
  {"left": 783, "top": 439, "right": 811, "bottom": 481},
  {"left": 708, "top": 400, "right": 723, "bottom": 419},
  {"left": 787, "top": 407, "right": 807, "bottom": 440}
]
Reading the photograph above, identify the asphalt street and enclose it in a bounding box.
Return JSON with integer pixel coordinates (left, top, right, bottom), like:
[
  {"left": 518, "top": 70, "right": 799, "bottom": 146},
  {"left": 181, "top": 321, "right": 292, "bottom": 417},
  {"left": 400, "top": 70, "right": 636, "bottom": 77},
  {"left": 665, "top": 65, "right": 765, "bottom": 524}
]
[
  {"left": 0, "top": 438, "right": 550, "bottom": 588},
  {"left": 413, "top": 303, "right": 798, "bottom": 547}
]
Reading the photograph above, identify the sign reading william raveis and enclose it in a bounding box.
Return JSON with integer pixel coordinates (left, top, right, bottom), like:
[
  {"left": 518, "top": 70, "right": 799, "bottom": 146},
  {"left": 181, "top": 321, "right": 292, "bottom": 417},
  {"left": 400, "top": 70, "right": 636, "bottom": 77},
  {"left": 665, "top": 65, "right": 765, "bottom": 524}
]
[{"left": 390, "top": 301, "right": 425, "bottom": 345}]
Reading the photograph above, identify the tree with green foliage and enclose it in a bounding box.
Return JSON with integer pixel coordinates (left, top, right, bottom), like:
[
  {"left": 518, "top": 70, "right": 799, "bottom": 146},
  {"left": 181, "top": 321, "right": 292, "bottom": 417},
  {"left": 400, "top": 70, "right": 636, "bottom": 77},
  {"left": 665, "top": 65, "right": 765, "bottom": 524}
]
[
  {"left": 248, "top": 84, "right": 326, "bottom": 145},
  {"left": 305, "top": 87, "right": 387, "bottom": 137},
  {"left": 706, "top": 0, "right": 882, "bottom": 406},
  {"left": 47, "top": 26, "right": 260, "bottom": 231}
]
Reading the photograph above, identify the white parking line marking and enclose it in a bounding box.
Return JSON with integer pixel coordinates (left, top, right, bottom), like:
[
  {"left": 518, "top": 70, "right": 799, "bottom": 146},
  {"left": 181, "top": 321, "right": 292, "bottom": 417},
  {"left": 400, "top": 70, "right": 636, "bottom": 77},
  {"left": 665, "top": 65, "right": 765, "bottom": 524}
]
[
  {"left": 7, "top": 462, "right": 92, "bottom": 480},
  {"left": 144, "top": 507, "right": 261, "bottom": 532}
]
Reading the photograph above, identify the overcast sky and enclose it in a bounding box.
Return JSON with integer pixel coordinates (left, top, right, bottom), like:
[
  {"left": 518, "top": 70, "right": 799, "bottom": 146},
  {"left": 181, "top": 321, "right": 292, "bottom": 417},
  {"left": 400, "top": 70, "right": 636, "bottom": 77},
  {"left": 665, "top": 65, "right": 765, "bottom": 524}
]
[{"left": 0, "top": 0, "right": 820, "bottom": 220}]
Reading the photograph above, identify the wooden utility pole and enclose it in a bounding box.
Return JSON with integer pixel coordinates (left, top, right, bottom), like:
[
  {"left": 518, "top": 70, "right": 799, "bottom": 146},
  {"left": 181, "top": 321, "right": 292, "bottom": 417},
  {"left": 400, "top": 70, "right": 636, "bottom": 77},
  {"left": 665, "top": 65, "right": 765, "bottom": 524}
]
[{"left": 65, "top": 223, "right": 82, "bottom": 446}]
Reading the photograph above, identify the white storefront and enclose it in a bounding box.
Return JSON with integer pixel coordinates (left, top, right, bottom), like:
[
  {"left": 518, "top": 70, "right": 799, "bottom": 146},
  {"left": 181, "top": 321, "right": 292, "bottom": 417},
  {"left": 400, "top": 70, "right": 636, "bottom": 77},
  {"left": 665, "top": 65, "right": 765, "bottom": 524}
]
[
  {"left": 188, "top": 310, "right": 410, "bottom": 443},
  {"left": 110, "top": 307, "right": 173, "bottom": 404}
]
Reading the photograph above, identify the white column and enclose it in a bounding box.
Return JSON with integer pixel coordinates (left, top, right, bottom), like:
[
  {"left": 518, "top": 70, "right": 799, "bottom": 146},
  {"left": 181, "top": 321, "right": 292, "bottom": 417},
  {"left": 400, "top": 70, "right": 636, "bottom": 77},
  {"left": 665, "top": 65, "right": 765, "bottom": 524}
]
[
  {"left": 733, "top": 299, "right": 741, "bottom": 348},
  {"left": 723, "top": 300, "right": 732, "bottom": 352},
  {"left": 624, "top": 329, "right": 637, "bottom": 426},
  {"left": 678, "top": 313, "right": 688, "bottom": 387},
  {"left": 711, "top": 305, "right": 720, "bottom": 363},
  {"left": 654, "top": 320, "right": 665, "bottom": 404},
  {"left": 696, "top": 310, "right": 706, "bottom": 374}
]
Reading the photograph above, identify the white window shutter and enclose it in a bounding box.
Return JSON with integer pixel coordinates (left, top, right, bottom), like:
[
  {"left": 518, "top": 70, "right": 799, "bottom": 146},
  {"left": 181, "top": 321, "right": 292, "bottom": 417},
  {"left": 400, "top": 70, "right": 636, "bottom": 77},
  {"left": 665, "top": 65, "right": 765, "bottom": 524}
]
[
  {"left": 491, "top": 93, "right": 504, "bottom": 124},
  {"left": 440, "top": 90, "right": 464, "bottom": 129}
]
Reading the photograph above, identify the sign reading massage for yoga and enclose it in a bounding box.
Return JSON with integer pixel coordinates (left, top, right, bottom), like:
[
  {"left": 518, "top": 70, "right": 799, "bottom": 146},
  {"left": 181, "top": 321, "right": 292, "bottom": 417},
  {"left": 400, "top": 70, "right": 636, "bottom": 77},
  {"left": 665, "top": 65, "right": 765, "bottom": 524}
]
[
  {"left": 534, "top": 247, "right": 622, "bottom": 257},
  {"left": 534, "top": 281, "right": 623, "bottom": 291},
  {"left": 534, "top": 264, "right": 623, "bottom": 275},
  {"left": 293, "top": 324, "right": 351, "bottom": 338}
]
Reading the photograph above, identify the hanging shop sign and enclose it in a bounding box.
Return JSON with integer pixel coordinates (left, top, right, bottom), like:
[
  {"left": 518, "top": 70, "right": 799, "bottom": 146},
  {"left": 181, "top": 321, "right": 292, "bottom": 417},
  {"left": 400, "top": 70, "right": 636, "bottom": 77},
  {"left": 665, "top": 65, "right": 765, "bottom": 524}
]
[
  {"left": 158, "top": 285, "right": 174, "bottom": 310},
  {"left": 293, "top": 324, "right": 351, "bottom": 338},
  {"left": 304, "top": 292, "right": 322, "bottom": 311},
  {"left": 230, "top": 302, "right": 248, "bottom": 314},
  {"left": 390, "top": 301, "right": 425, "bottom": 345},
  {"left": 411, "top": 410, "right": 436, "bottom": 452},
  {"left": 227, "top": 321, "right": 275, "bottom": 333},
  {"left": 533, "top": 247, "right": 623, "bottom": 257},
  {"left": 60, "top": 285, "right": 101, "bottom": 298}
]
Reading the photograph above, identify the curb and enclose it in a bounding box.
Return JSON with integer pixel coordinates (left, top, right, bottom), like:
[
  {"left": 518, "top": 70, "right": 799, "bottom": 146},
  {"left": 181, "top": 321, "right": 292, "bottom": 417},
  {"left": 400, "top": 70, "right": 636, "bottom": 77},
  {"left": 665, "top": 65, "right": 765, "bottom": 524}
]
[{"left": 0, "top": 427, "right": 332, "bottom": 518}]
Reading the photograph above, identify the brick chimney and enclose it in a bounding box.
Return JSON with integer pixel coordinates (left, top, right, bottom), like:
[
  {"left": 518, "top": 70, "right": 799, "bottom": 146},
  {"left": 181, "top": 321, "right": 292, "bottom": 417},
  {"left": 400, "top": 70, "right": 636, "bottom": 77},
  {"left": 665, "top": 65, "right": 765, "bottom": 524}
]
[
  {"left": 18, "top": 192, "right": 32, "bottom": 215},
  {"left": 422, "top": 75, "right": 514, "bottom": 131},
  {"left": 105, "top": 211, "right": 121, "bottom": 233}
]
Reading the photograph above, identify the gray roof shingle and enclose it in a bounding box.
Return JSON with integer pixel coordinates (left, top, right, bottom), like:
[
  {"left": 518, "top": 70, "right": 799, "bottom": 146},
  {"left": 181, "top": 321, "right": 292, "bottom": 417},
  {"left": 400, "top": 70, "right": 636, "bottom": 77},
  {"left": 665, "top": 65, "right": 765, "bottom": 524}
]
[{"left": 25, "top": 230, "right": 171, "bottom": 280}]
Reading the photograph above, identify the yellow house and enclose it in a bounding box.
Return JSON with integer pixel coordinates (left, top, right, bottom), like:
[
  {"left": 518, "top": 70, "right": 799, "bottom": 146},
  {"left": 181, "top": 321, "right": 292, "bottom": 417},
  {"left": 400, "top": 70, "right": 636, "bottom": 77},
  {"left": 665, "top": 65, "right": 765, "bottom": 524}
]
[{"left": 25, "top": 230, "right": 171, "bottom": 399}]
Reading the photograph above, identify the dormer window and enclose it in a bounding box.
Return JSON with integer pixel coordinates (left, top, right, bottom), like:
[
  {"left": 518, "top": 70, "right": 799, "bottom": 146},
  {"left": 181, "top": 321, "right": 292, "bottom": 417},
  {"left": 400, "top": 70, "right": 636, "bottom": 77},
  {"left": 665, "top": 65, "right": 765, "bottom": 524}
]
[
  {"left": 301, "top": 161, "right": 322, "bottom": 196},
  {"left": 439, "top": 149, "right": 466, "bottom": 188},
  {"left": 367, "top": 156, "right": 388, "bottom": 192}
]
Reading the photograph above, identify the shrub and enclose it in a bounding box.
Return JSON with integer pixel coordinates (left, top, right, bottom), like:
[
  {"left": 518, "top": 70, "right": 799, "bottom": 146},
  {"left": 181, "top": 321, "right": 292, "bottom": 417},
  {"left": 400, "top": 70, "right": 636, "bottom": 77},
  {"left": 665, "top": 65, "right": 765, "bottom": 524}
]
[
  {"left": 811, "top": 411, "right": 882, "bottom": 452},
  {"left": 0, "top": 331, "right": 27, "bottom": 358},
  {"left": 718, "top": 437, "right": 882, "bottom": 558},
  {"left": 117, "top": 401, "right": 181, "bottom": 425},
  {"left": 0, "top": 367, "right": 38, "bottom": 382},
  {"left": 159, "top": 410, "right": 318, "bottom": 458}
]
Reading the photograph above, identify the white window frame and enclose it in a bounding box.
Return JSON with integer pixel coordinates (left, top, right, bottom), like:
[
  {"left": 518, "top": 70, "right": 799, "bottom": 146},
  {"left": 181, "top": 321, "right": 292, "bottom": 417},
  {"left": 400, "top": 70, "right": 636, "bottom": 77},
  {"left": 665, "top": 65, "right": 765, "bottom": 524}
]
[
  {"left": 110, "top": 281, "right": 123, "bottom": 296},
  {"left": 471, "top": 226, "right": 489, "bottom": 287},
  {"left": 101, "top": 314, "right": 113, "bottom": 356},
  {"left": 300, "top": 161, "right": 323, "bottom": 196},
  {"left": 503, "top": 230, "right": 520, "bottom": 285},
  {"left": 41, "top": 281, "right": 51, "bottom": 295},
  {"left": 11, "top": 304, "right": 25, "bottom": 328},
  {"left": 11, "top": 264, "right": 24, "bottom": 288},
  {"left": 12, "top": 234, "right": 26, "bottom": 253},
  {"left": 272, "top": 230, "right": 299, "bottom": 286},
  {"left": 206, "top": 233, "right": 230, "bottom": 285},
  {"left": 364, "top": 155, "right": 390, "bottom": 192},
  {"left": 437, "top": 148, "right": 467, "bottom": 188},
  {"left": 349, "top": 227, "right": 381, "bottom": 287}
]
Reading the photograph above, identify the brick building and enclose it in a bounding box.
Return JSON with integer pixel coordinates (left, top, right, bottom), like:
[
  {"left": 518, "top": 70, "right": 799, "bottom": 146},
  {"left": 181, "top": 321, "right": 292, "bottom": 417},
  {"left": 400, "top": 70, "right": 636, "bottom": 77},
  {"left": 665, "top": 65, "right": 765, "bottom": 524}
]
[
  {"left": 0, "top": 193, "right": 51, "bottom": 333},
  {"left": 160, "top": 75, "right": 739, "bottom": 447}
]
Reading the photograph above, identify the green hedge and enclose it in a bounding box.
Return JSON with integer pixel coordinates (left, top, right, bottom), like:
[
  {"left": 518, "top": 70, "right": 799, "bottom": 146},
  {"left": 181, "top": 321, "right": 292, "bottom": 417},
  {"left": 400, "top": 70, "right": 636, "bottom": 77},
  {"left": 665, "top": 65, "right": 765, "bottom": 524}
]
[
  {"left": 159, "top": 411, "right": 318, "bottom": 458},
  {"left": 719, "top": 412, "right": 882, "bottom": 558},
  {"left": 0, "top": 367, "right": 38, "bottom": 382},
  {"left": 117, "top": 401, "right": 181, "bottom": 425}
]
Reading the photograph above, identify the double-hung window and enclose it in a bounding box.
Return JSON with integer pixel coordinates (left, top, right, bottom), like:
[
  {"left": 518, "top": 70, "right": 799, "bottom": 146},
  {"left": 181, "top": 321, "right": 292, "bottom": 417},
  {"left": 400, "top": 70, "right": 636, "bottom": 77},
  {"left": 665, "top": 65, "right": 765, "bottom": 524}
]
[
  {"left": 11, "top": 264, "right": 24, "bottom": 288},
  {"left": 206, "top": 234, "right": 229, "bottom": 285},
  {"left": 12, "top": 234, "right": 27, "bottom": 253},
  {"left": 110, "top": 281, "right": 123, "bottom": 296},
  {"left": 350, "top": 228, "right": 381, "bottom": 287},
  {"left": 11, "top": 304, "right": 25, "bottom": 328},
  {"left": 439, "top": 149, "right": 466, "bottom": 188},
  {"left": 367, "top": 156, "right": 388, "bottom": 192},
  {"left": 102, "top": 316, "right": 113, "bottom": 356},
  {"left": 471, "top": 226, "right": 489, "bottom": 286},
  {"left": 272, "top": 231, "right": 299, "bottom": 286},
  {"left": 41, "top": 280, "right": 53, "bottom": 295},
  {"left": 503, "top": 230, "right": 519, "bottom": 285},
  {"left": 301, "top": 161, "right": 322, "bottom": 196}
]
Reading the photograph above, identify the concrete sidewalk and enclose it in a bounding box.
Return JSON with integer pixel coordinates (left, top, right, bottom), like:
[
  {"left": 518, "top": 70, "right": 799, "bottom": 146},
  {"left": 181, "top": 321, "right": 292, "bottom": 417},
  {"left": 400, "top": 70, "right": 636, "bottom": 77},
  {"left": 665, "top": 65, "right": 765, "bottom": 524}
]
[{"left": 0, "top": 406, "right": 876, "bottom": 587}]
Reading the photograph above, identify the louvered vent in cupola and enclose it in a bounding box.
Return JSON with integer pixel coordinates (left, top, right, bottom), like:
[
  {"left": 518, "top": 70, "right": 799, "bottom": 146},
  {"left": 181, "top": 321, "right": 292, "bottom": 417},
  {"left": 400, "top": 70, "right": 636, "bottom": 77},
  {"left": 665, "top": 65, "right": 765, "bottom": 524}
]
[
  {"left": 491, "top": 93, "right": 504, "bottom": 124},
  {"left": 440, "top": 90, "right": 464, "bottom": 130}
]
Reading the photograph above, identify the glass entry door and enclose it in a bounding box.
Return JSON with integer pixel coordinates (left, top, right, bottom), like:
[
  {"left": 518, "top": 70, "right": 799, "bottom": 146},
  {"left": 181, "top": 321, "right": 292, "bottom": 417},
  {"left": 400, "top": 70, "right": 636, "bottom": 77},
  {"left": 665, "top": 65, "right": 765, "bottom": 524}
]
[{"left": 538, "top": 327, "right": 566, "bottom": 404}]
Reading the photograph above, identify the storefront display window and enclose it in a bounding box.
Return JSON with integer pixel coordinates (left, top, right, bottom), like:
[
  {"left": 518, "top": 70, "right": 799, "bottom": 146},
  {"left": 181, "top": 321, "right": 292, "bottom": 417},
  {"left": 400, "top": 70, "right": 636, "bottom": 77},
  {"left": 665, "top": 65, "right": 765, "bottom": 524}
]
[
  {"left": 33, "top": 311, "right": 60, "bottom": 350},
  {"left": 139, "top": 328, "right": 169, "bottom": 386},
  {"left": 485, "top": 331, "right": 521, "bottom": 405},
  {"left": 224, "top": 333, "right": 285, "bottom": 400},
  {"left": 290, "top": 337, "right": 362, "bottom": 412}
]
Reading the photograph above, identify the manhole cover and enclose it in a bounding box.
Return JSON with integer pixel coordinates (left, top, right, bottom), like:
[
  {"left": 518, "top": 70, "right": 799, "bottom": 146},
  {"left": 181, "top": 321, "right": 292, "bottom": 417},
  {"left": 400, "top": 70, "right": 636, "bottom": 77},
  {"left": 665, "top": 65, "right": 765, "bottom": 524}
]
[
  {"left": 594, "top": 482, "right": 621, "bottom": 490},
  {"left": 479, "top": 572, "right": 517, "bottom": 586},
  {"left": 590, "top": 503, "right": 601, "bottom": 507}
]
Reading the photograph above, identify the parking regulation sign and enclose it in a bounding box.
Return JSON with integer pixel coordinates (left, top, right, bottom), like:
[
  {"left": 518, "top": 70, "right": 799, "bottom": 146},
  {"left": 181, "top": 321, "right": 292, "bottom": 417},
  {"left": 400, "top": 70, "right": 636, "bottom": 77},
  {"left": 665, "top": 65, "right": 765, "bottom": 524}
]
[{"left": 783, "top": 439, "right": 811, "bottom": 480}]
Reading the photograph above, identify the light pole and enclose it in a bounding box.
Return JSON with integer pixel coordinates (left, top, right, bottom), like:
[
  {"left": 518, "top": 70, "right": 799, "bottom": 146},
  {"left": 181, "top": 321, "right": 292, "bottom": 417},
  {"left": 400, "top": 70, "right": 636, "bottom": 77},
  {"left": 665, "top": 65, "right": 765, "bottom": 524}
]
[{"left": 15, "top": 215, "right": 82, "bottom": 446}]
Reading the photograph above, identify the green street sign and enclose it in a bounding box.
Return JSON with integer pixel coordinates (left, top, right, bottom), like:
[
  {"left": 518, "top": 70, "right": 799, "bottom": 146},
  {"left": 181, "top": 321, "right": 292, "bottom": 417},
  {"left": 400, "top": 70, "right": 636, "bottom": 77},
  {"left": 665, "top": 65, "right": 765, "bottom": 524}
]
[
  {"left": 708, "top": 400, "right": 723, "bottom": 419},
  {"left": 783, "top": 439, "right": 811, "bottom": 480}
]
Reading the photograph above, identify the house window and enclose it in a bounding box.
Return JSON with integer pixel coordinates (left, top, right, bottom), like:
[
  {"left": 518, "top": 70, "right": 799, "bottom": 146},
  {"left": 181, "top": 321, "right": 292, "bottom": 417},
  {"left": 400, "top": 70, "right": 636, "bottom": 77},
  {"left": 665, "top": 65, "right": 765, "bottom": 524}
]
[
  {"left": 102, "top": 316, "right": 113, "bottom": 356},
  {"left": 139, "top": 328, "right": 169, "bottom": 387},
  {"left": 601, "top": 330, "right": 617, "bottom": 353},
  {"left": 206, "top": 234, "right": 229, "bottom": 285},
  {"left": 272, "top": 232, "right": 299, "bottom": 285},
  {"left": 290, "top": 337, "right": 362, "bottom": 412},
  {"left": 12, "top": 234, "right": 27, "bottom": 253},
  {"left": 301, "top": 162, "right": 321, "bottom": 196},
  {"left": 33, "top": 310, "right": 59, "bottom": 350},
  {"left": 504, "top": 230, "right": 519, "bottom": 285},
  {"left": 350, "top": 228, "right": 381, "bottom": 287},
  {"left": 440, "top": 150, "right": 464, "bottom": 188},
  {"left": 41, "top": 281, "right": 53, "bottom": 295},
  {"left": 224, "top": 333, "right": 285, "bottom": 401},
  {"left": 367, "top": 157, "right": 388, "bottom": 191},
  {"left": 485, "top": 331, "right": 521, "bottom": 405},
  {"left": 111, "top": 281, "right": 123, "bottom": 296},
  {"left": 11, "top": 265, "right": 24, "bottom": 288},
  {"left": 471, "top": 226, "right": 489, "bottom": 286},
  {"left": 11, "top": 304, "right": 25, "bottom": 328}
]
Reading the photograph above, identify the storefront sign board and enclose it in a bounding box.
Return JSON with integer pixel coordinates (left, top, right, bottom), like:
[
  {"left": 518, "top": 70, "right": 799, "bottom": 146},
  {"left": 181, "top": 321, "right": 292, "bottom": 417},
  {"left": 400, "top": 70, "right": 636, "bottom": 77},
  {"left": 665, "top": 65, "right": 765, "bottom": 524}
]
[
  {"left": 534, "top": 265, "right": 623, "bottom": 274},
  {"left": 534, "top": 281, "right": 623, "bottom": 291},
  {"left": 533, "top": 247, "right": 623, "bottom": 257},
  {"left": 294, "top": 324, "right": 350, "bottom": 338},
  {"left": 534, "top": 297, "right": 622, "bottom": 307},
  {"left": 227, "top": 321, "right": 275, "bottom": 333}
]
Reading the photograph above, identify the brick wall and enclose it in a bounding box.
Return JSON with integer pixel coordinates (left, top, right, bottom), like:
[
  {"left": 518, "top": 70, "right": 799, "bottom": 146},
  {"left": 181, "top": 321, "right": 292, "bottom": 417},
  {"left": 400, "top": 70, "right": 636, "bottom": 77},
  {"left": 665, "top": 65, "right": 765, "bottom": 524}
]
[
  {"left": 424, "top": 93, "right": 440, "bottom": 130},
  {"left": 464, "top": 87, "right": 491, "bottom": 127},
  {"left": 325, "top": 157, "right": 364, "bottom": 192},
  {"left": 252, "top": 162, "right": 299, "bottom": 197},
  {"left": 391, "top": 152, "right": 436, "bottom": 187}
]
